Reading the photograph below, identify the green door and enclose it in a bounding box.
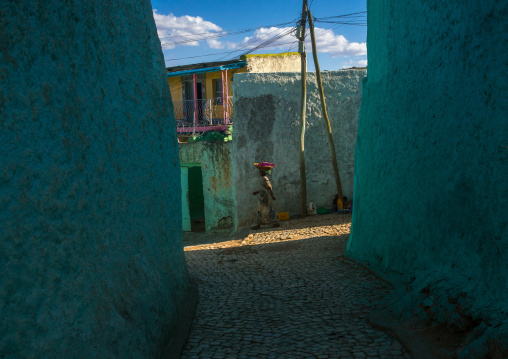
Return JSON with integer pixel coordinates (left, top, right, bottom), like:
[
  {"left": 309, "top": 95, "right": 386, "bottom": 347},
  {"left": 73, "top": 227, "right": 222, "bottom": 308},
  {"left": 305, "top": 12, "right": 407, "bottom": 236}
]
[{"left": 180, "top": 166, "right": 191, "bottom": 231}]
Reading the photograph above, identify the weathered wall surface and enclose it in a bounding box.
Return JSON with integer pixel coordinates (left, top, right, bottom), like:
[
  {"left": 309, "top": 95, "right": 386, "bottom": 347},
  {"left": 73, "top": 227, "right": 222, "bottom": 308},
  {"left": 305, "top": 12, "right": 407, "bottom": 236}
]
[
  {"left": 347, "top": 0, "right": 507, "bottom": 356},
  {"left": 0, "top": 1, "right": 188, "bottom": 358},
  {"left": 232, "top": 70, "right": 366, "bottom": 227},
  {"left": 243, "top": 53, "right": 301, "bottom": 73},
  {"left": 180, "top": 142, "right": 235, "bottom": 230}
]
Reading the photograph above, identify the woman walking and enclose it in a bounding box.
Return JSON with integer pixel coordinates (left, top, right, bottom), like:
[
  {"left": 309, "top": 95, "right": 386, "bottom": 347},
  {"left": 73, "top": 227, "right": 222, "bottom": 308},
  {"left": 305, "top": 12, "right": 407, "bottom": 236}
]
[{"left": 251, "top": 162, "right": 280, "bottom": 230}]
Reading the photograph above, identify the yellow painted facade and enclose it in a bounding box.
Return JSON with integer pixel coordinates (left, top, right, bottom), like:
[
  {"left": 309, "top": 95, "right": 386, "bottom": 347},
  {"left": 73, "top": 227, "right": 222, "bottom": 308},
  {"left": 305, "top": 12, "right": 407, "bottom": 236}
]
[
  {"left": 168, "top": 77, "right": 183, "bottom": 102},
  {"left": 167, "top": 53, "right": 300, "bottom": 121},
  {"left": 168, "top": 67, "right": 247, "bottom": 120}
]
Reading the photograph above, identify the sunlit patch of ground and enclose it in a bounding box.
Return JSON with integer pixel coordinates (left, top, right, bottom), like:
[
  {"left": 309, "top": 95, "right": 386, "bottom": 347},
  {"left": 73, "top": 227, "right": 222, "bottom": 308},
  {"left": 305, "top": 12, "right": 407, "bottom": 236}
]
[{"left": 184, "top": 213, "right": 352, "bottom": 252}]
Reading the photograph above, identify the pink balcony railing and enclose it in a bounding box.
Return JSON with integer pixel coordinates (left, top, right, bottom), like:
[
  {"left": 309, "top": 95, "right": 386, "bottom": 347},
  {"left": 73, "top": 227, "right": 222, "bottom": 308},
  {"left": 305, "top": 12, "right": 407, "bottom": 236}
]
[{"left": 173, "top": 97, "right": 233, "bottom": 133}]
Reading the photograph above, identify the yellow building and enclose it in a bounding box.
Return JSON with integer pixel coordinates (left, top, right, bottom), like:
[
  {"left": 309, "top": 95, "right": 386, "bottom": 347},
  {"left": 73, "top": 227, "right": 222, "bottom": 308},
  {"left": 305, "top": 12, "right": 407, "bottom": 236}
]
[{"left": 167, "top": 53, "right": 301, "bottom": 135}]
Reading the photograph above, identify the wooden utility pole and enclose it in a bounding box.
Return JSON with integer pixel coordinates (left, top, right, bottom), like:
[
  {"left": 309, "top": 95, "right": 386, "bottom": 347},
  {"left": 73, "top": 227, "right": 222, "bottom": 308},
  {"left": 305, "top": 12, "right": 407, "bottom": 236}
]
[
  {"left": 308, "top": 9, "right": 344, "bottom": 201},
  {"left": 298, "top": 0, "right": 308, "bottom": 216}
]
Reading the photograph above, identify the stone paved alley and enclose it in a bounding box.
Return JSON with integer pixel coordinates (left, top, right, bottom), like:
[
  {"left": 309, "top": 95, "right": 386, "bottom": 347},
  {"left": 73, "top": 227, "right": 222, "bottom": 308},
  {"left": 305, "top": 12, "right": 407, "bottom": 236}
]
[{"left": 181, "top": 214, "right": 411, "bottom": 359}]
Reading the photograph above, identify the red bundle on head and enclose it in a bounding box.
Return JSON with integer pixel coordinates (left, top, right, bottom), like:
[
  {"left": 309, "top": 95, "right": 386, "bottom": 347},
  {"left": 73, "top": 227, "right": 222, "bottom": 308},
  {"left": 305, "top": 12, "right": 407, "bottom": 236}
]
[
  {"left": 254, "top": 162, "right": 275, "bottom": 171},
  {"left": 258, "top": 162, "right": 275, "bottom": 168}
]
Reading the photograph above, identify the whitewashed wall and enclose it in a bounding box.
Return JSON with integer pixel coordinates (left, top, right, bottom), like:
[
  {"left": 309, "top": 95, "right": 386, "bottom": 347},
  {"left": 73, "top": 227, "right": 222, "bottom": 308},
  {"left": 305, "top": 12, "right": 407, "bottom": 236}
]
[{"left": 232, "top": 70, "right": 366, "bottom": 227}]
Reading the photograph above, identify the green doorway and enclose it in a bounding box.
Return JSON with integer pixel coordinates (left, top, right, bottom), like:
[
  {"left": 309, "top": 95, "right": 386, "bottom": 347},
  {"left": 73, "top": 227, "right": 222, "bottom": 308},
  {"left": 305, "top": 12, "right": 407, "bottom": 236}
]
[
  {"left": 181, "top": 164, "right": 206, "bottom": 232},
  {"left": 188, "top": 166, "right": 205, "bottom": 232}
]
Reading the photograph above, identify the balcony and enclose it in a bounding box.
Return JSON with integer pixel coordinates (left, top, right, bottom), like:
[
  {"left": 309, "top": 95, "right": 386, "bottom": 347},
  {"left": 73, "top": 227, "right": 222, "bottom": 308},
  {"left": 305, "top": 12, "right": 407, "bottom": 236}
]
[{"left": 173, "top": 97, "right": 233, "bottom": 134}]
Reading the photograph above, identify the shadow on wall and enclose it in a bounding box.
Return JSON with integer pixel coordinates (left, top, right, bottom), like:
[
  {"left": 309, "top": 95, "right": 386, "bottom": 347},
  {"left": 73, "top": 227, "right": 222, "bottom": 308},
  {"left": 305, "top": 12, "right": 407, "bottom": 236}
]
[{"left": 232, "top": 70, "right": 366, "bottom": 228}]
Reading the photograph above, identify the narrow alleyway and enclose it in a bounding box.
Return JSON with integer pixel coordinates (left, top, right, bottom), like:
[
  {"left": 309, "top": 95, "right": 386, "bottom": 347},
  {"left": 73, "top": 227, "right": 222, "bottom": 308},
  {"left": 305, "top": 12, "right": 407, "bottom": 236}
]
[{"left": 181, "top": 214, "right": 411, "bottom": 359}]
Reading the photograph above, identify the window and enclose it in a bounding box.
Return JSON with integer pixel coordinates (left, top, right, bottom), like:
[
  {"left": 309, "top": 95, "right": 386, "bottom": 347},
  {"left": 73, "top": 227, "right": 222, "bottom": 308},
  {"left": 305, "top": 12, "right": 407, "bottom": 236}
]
[{"left": 214, "top": 78, "right": 223, "bottom": 105}]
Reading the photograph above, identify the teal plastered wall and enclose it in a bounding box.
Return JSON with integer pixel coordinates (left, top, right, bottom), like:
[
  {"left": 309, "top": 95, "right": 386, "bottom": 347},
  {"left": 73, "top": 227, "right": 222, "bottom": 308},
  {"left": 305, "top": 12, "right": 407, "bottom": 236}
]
[
  {"left": 347, "top": 0, "right": 508, "bottom": 354},
  {"left": 0, "top": 1, "right": 188, "bottom": 358},
  {"left": 179, "top": 142, "right": 235, "bottom": 230}
]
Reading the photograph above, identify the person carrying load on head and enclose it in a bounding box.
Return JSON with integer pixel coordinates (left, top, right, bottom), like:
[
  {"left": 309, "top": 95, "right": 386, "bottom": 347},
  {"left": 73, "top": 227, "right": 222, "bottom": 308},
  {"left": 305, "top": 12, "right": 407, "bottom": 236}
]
[{"left": 251, "top": 162, "right": 280, "bottom": 230}]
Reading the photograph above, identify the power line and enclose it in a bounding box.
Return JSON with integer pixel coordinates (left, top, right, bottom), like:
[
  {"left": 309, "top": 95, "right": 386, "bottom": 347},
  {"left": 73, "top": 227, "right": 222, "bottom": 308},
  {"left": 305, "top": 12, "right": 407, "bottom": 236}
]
[
  {"left": 226, "top": 25, "right": 298, "bottom": 59},
  {"left": 163, "top": 11, "right": 366, "bottom": 64},
  {"left": 224, "top": 26, "right": 298, "bottom": 61},
  {"left": 163, "top": 27, "right": 341, "bottom": 64},
  {"left": 286, "top": 40, "right": 298, "bottom": 53},
  {"left": 165, "top": 27, "right": 298, "bottom": 63},
  {"left": 159, "top": 19, "right": 299, "bottom": 46},
  {"left": 241, "top": 27, "right": 297, "bottom": 56},
  {"left": 162, "top": 19, "right": 298, "bottom": 39},
  {"left": 313, "top": 11, "right": 366, "bottom": 25},
  {"left": 314, "top": 11, "right": 366, "bottom": 20},
  {"left": 220, "top": 24, "right": 297, "bottom": 61},
  {"left": 160, "top": 11, "right": 365, "bottom": 48},
  {"left": 314, "top": 17, "right": 366, "bottom": 26},
  {"left": 315, "top": 21, "right": 366, "bottom": 26}
]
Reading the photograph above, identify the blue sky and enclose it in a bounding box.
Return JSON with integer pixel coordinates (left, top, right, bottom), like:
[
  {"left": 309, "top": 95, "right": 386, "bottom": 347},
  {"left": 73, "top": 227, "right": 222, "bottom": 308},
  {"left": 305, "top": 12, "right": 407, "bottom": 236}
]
[{"left": 150, "top": 0, "right": 367, "bottom": 71}]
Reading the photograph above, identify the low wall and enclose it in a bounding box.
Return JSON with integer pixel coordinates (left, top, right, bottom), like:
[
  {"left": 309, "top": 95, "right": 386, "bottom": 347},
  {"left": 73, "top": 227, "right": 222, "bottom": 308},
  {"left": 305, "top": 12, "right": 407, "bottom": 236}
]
[
  {"left": 347, "top": 0, "right": 507, "bottom": 356},
  {"left": 242, "top": 53, "right": 301, "bottom": 73},
  {"left": 179, "top": 142, "right": 235, "bottom": 231},
  {"left": 0, "top": 1, "right": 188, "bottom": 357},
  {"left": 232, "top": 70, "right": 366, "bottom": 227}
]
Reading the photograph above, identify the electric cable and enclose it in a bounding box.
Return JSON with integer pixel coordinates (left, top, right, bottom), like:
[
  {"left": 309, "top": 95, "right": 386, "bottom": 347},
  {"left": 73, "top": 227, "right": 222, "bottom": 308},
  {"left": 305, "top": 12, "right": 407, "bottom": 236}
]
[
  {"left": 220, "top": 24, "right": 298, "bottom": 61},
  {"left": 163, "top": 11, "right": 366, "bottom": 64},
  {"left": 161, "top": 19, "right": 298, "bottom": 39},
  {"left": 159, "top": 19, "right": 298, "bottom": 46},
  {"left": 240, "top": 27, "right": 296, "bottom": 56}
]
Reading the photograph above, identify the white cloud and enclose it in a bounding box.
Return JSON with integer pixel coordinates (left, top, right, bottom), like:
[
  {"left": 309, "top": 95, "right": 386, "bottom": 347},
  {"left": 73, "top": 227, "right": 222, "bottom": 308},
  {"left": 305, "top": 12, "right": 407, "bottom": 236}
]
[
  {"left": 226, "top": 27, "right": 296, "bottom": 50},
  {"left": 224, "top": 26, "right": 366, "bottom": 58},
  {"left": 152, "top": 10, "right": 366, "bottom": 58},
  {"left": 309, "top": 28, "right": 366, "bottom": 57},
  {"left": 338, "top": 58, "right": 368, "bottom": 69},
  {"left": 207, "top": 39, "right": 225, "bottom": 49},
  {"left": 152, "top": 10, "right": 222, "bottom": 49}
]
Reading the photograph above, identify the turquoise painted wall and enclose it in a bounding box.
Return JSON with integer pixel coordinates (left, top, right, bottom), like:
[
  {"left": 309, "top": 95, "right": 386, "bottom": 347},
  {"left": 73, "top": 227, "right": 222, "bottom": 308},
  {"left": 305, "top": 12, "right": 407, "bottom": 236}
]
[
  {"left": 347, "top": 0, "right": 507, "bottom": 355},
  {"left": 0, "top": 1, "right": 188, "bottom": 357}
]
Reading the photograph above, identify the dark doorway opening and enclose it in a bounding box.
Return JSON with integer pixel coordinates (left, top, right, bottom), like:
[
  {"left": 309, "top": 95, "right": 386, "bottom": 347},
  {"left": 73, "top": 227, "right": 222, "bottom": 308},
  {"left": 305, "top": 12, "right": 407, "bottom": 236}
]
[
  {"left": 188, "top": 166, "right": 205, "bottom": 232},
  {"left": 196, "top": 82, "right": 204, "bottom": 121},
  {"left": 184, "top": 81, "right": 205, "bottom": 123}
]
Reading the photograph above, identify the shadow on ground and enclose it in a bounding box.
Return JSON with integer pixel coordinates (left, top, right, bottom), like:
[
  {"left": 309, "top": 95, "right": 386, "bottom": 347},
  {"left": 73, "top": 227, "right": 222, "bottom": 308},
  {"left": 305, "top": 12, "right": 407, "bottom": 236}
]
[
  {"left": 181, "top": 234, "right": 410, "bottom": 358},
  {"left": 181, "top": 213, "right": 479, "bottom": 359}
]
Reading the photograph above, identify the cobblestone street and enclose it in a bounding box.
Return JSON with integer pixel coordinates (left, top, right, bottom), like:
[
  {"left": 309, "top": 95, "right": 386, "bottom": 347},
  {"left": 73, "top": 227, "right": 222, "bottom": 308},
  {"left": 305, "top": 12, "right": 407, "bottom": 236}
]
[{"left": 181, "top": 214, "right": 411, "bottom": 359}]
